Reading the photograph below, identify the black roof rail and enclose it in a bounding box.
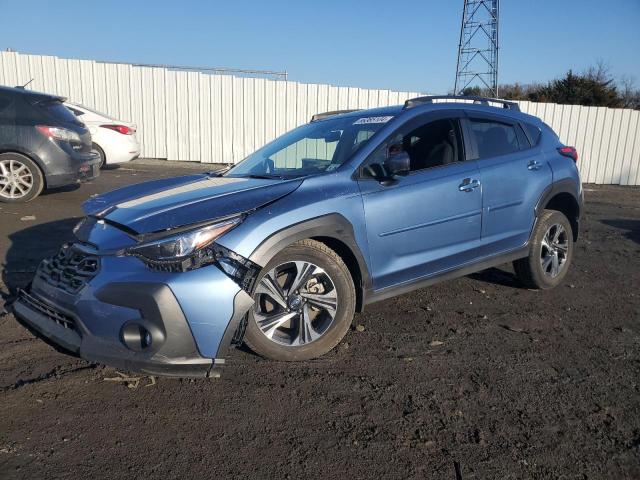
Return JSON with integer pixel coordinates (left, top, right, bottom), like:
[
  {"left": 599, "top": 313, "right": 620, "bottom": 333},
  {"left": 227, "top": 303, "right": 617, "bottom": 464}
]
[
  {"left": 310, "top": 109, "right": 361, "bottom": 122},
  {"left": 403, "top": 95, "right": 520, "bottom": 112}
]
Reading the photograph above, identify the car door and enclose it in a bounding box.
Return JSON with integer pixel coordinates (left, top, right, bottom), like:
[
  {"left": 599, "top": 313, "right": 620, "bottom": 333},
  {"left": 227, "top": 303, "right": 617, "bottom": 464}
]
[
  {"left": 357, "top": 111, "right": 483, "bottom": 290},
  {"left": 465, "top": 114, "right": 552, "bottom": 253}
]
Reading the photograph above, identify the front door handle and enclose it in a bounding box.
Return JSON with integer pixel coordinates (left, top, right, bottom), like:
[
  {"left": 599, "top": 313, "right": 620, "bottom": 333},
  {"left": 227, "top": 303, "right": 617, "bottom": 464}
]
[
  {"left": 459, "top": 178, "right": 481, "bottom": 192},
  {"left": 528, "top": 160, "right": 541, "bottom": 171}
]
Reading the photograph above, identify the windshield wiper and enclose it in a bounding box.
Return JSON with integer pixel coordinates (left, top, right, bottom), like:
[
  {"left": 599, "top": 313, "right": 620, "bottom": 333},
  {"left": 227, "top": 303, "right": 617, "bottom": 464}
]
[
  {"left": 230, "top": 174, "right": 288, "bottom": 180},
  {"left": 206, "top": 167, "right": 230, "bottom": 177}
]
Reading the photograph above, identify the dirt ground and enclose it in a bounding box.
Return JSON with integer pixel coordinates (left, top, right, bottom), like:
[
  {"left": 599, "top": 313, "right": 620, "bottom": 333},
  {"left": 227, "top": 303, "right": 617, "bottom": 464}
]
[{"left": 0, "top": 160, "right": 638, "bottom": 479}]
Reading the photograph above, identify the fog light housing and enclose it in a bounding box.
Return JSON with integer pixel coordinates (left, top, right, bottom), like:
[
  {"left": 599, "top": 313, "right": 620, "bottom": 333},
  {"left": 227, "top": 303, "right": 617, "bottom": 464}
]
[{"left": 121, "top": 322, "right": 164, "bottom": 352}]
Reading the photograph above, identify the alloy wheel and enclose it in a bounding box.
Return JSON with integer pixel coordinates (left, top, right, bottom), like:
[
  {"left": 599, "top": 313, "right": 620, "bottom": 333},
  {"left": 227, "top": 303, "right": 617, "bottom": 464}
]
[
  {"left": 0, "top": 159, "right": 34, "bottom": 200},
  {"left": 253, "top": 261, "right": 338, "bottom": 346},
  {"left": 540, "top": 223, "right": 569, "bottom": 278}
]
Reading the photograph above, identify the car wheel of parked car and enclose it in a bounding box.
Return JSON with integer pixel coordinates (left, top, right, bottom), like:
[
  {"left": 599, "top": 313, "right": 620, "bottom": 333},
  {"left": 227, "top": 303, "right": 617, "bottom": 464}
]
[
  {"left": 92, "top": 143, "right": 106, "bottom": 168},
  {"left": 0, "top": 153, "right": 44, "bottom": 203},
  {"left": 244, "top": 239, "right": 356, "bottom": 361},
  {"left": 514, "top": 209, "right": 574, "bottom": 289}
]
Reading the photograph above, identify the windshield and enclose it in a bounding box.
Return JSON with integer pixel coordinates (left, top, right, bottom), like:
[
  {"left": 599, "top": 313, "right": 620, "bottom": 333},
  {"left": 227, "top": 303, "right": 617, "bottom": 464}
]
[{"left": 225, "top": 114, "right": 393, "bottom": 178}]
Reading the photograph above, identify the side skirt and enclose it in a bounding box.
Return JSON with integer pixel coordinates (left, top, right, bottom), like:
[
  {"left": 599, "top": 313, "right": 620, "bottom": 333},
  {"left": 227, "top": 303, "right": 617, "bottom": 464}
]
[{"left": 364, "top": 247, "right": 528, "bottom": 305}]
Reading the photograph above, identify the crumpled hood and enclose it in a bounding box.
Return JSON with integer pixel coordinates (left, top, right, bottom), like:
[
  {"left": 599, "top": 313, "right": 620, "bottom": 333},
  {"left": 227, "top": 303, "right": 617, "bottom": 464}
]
[{"left": 83, "top": 174, "right": 303, "bottom": 233}]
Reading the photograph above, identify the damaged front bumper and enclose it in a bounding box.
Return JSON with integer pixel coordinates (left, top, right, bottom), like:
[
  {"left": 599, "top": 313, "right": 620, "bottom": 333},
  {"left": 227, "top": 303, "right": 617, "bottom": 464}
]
[{"left": 12, "top": 244, "right": 254, "bottom": 378}]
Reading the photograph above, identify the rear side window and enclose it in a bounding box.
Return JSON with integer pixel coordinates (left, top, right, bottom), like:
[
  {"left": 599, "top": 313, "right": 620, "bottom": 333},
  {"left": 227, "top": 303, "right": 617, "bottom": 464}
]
[
  {"left": 0, "top": 94, "right": 16, "bottom": 121},
  {"left": 38, "top": 101, "right": 79, "bottom": 124},
  {"left": 469, "top": 118, "right": 520, "bottom": 158},
  {"left": 523, "top": 122, "right": 542, "bottom": 146},
  {"left": 67, "top": 106, "right": 84, "bottom": 117}
]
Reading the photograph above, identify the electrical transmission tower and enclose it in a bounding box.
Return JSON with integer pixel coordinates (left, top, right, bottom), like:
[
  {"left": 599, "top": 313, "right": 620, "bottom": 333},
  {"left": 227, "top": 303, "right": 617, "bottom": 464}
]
[{"left": 454, "top": 0, "right": 500, "bottom": 97}]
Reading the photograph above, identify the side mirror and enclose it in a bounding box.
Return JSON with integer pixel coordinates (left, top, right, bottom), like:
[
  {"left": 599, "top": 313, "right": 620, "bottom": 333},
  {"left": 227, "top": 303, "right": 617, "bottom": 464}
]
[{"left": 384, "top": 150, "right": 410, "bottom": 177}]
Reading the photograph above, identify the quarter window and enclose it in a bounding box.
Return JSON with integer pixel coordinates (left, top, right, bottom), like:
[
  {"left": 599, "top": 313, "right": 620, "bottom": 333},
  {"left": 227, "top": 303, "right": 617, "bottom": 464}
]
[
  {"left": 523, "top": 122, "right": 541, "bottom": 146},
  {"left": 67, "top": 106, "right": 85, "bottom": 117},
  {"left": 469, "top": 118, "right": 520, "bottom": 158}
]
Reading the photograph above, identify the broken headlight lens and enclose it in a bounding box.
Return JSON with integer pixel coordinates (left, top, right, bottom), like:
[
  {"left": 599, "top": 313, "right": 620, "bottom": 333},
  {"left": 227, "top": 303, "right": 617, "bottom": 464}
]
[
  {"left": 127, "top": 217, "right": 242, "bottom": 262},
  {"left": 125, "top": 216, "right": 259, "bottom": 292}
]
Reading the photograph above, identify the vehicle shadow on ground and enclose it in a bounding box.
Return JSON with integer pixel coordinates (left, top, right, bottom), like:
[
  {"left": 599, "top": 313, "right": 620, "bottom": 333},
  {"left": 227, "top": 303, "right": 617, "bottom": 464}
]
[
  {"left": 600, "top": 219, "right": 640, "bottom": 244},
  {"left": 101, "top": 164, "right": 121, "bottom": 171},
  {"left": 468, "top": 267, "right": 521, "bottom": 288},
  {"left": 1, "top": 218, "right": 78, "bottom": 301},
  {"left": 40, "top": 184, "right": 81, "bottom": 197}
]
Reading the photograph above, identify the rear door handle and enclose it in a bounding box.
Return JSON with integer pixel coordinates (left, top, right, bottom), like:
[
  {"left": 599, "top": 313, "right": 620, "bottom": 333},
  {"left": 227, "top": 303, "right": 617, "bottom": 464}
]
[
  {"left": 528, "top": 160, "right": 541, "bottom": 171},
  {"left": 459, "top": 178, "right": 481, "bottom": 192}
]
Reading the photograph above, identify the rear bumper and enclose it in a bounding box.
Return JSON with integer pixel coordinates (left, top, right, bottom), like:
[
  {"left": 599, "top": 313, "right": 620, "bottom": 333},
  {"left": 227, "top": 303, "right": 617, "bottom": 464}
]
[
  {"left": 101, "top": 135, "right": 141, "bottom": 165},
  {"left": 12, "top": 252, "right": 254, "bottom": 378},
  {"left": 105, "top": 147, "right": 140, "bottom": 165},
  {"left": 45, "top": 151, "right": 101, "bottom": 188}
]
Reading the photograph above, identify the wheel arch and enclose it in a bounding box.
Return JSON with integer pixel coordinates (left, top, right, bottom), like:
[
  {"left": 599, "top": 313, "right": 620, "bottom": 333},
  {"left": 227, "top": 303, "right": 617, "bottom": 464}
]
[
  {"left": 535, "top": 179, "right": 582, "bottom": 242},
  {"left": 248, "top": 214, "right": 372, "bottom": 313},
  {"left": 91, "top": 141, "right": 106, "bottom": 165},
  {"left": 0, "top": 149, "right": 47, "bottom": 188}
]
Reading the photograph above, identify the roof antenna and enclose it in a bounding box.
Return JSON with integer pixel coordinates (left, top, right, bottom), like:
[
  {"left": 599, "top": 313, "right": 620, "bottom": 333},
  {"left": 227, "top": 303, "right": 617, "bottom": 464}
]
[{"left": 16, "top": 78, "right": 34, "bottom": 89}]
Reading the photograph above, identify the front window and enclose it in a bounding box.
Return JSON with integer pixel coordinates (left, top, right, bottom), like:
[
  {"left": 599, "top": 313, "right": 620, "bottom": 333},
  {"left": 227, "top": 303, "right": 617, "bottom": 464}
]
[
  {"left": 225, "top": 114, "right": 392, "bottom": 178},
  {"left": 362, "top": 117, "right": 463, "bottom": 177}
]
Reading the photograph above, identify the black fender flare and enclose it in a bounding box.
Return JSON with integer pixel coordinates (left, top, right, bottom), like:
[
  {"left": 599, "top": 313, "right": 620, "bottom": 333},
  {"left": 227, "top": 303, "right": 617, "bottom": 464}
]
[
  {"left": 535, "top": 178, "right": 582, "bottom": 217},
  {"left": 534, "top": 178, "right": 583, "bottom": 241},
  {"left": 248, "top": 213, "right": 373, "bottom": 309}
]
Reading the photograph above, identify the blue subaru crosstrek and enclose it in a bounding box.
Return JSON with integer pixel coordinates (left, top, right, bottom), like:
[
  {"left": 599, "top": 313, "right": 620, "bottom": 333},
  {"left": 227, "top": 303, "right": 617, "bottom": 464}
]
[{"left": 13, "top": 96, "right": 583, "bottom": 377}]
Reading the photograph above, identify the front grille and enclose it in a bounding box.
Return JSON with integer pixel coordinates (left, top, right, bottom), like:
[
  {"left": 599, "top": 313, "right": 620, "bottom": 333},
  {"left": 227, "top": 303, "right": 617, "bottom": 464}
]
[
  {"left": 37, "top": 243, "right": 99, "bottom": 294},
  {"left": 19, "top": 289, "right": 76, "bottom": 331}
]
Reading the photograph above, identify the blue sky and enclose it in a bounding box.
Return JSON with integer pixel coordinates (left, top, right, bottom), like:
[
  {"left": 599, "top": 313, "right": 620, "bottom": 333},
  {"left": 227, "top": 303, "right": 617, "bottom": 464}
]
[{"left": 1, "top": 0, "right": 639, "bottom": 93}]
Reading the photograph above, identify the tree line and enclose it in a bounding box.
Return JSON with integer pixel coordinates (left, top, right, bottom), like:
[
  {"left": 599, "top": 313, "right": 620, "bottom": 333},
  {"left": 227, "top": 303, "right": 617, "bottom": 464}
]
[{"left": 460, "top": 64, "right": 640, "bottom": 109}]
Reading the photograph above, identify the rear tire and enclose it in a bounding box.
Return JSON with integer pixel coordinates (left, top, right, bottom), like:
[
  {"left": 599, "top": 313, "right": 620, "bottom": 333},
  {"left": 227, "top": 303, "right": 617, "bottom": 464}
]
[
  {"left": 244, "top": 239, "right": 356, "bottom": 361},
  {"left": 0, "top": 153, "right": 44, "bottom": 203},
  {"left": 513, "top": 209, "right": 574, "bottom": 289},
  {"left": 92, "top": 143, "right": 106, "bottom": 168}
]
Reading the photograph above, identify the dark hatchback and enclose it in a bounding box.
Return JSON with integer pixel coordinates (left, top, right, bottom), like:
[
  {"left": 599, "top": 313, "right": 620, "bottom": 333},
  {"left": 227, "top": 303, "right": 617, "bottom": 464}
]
[{"left": 0, "top": 86, "right": 100, "bottom": 202}]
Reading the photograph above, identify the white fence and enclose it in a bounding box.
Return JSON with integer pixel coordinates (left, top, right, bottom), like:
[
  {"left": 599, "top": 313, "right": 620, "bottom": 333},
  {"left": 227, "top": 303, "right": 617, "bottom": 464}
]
[{"left": 1, "top": 51, "right": 639, "bottom": 185}]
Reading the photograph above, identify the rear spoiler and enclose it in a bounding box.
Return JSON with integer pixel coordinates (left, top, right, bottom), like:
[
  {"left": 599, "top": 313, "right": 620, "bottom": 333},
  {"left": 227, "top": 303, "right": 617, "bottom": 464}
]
[
  {"left": 14, "top": 86, "right": 66, "bottom": 105},
  {"left": 28, "top": 93, "right": 67, "bottom": 105}
]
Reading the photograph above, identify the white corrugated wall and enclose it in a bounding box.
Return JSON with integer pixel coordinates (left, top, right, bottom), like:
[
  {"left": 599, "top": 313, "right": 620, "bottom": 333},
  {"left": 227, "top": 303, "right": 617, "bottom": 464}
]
[
  {"left": 1, "top": 51, "right": 639, "bottom": 185},
  {"left": 516, "top": 101, "right": 640, "bottom": 185}
]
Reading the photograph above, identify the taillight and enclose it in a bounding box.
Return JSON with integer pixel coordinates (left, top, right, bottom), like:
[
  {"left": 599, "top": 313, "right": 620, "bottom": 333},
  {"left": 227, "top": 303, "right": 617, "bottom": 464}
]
[
  {"left": 557, "top": 146, "right": 578, "bottom": 163},
  {"left": 101, "top": 124, "right": 134, "bottom": 135},
  {"left": 36, "top": 125, "right": 81, "bottom": 143}
]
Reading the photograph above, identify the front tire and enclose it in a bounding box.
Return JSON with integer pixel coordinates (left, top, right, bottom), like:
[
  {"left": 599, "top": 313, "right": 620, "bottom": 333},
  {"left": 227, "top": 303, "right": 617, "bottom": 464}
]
[
  {"left": 244, "top": 239, "right": 356, "bottom": 361},
  {"left": 0, "top": 153, "right": 44, "bottom": 203},
  {"left": 514, "top": 209, "right": 574, "bottom": 289}
]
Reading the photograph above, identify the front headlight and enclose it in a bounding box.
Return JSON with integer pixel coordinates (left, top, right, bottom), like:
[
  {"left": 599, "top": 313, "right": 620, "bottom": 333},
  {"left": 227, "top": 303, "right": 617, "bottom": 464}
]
[
  {"left": 127, "top": 217, "right": 241, "bottom": 261},
  {"left": 127, "top": 217, "right": 241, "bottom": 262},
  {"left": 125, "top": 216, "right": 259, "bottom": 292}
]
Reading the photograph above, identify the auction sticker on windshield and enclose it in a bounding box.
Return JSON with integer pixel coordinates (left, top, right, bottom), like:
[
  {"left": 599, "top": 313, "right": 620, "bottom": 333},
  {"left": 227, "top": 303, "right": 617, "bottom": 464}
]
[{"left": 353, "top": 116, "right": 394, "bottom": 125}]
